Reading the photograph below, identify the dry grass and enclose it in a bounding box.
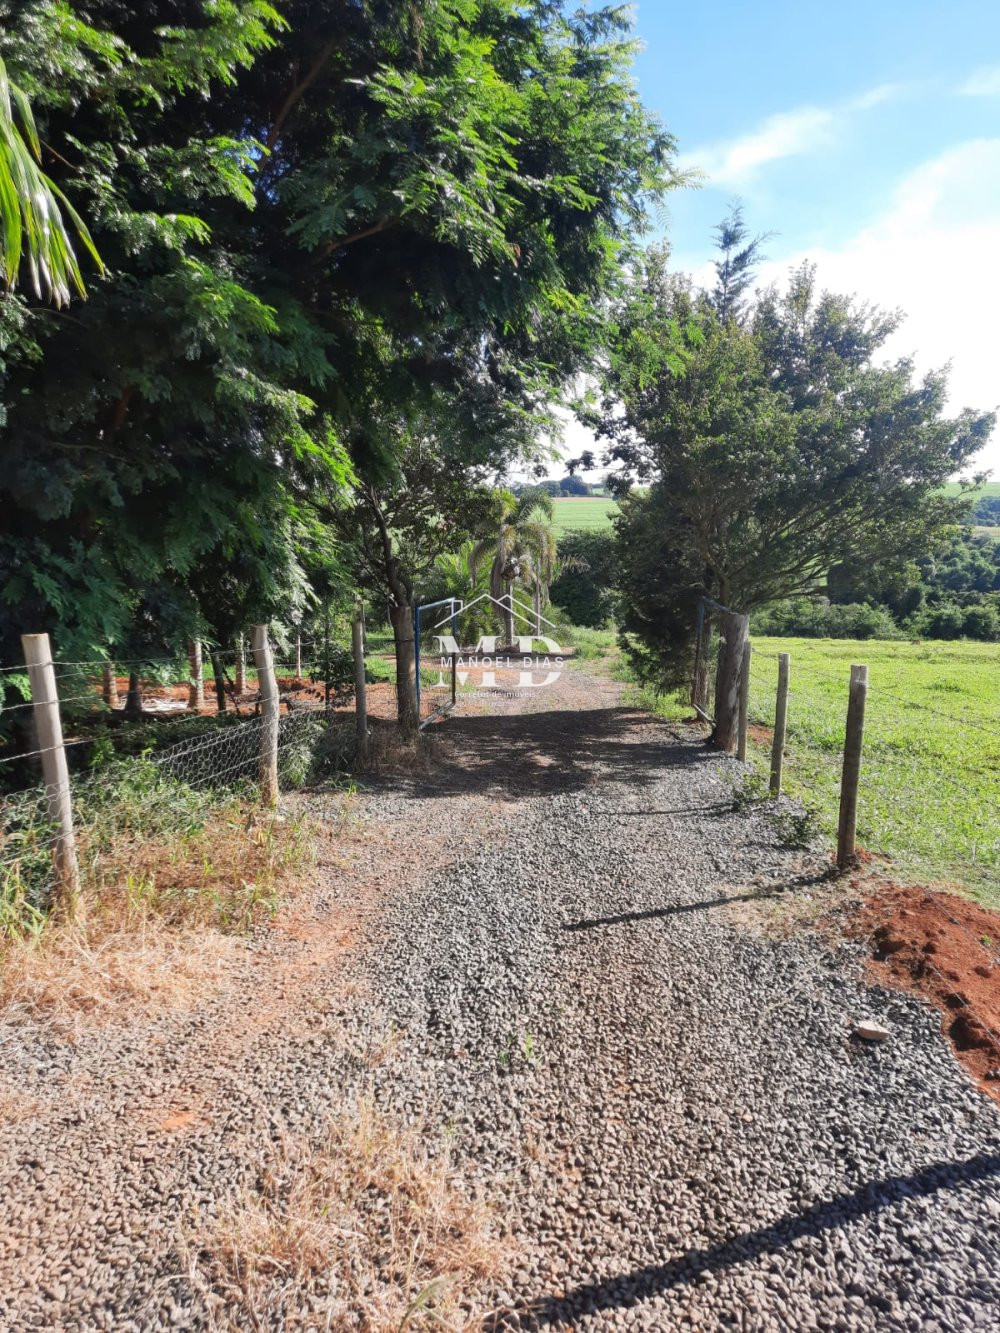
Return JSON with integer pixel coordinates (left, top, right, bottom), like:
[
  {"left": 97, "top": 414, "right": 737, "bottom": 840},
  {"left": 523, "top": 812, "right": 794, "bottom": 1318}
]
[
  {"left": 189, "top": 1098, "right": 508, "bottom": 1331},
  {"left": 360, "top": 723, "right": 446, "bottom": 778},
  {"left": 0, "top": 1077, "right": 42, "bottom": 1125},
  {"left": 0, "top": 803, "right": 313, "bottom": 1025},
  {"left": 0, "top": 922, "right": 240, "bottom": 1031}
]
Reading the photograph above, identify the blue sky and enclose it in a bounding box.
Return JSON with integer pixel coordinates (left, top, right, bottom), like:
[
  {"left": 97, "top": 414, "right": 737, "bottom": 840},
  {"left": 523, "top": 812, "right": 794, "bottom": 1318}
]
[{"left": 558, "top": 0, "right": 1000, "bottom": 478}]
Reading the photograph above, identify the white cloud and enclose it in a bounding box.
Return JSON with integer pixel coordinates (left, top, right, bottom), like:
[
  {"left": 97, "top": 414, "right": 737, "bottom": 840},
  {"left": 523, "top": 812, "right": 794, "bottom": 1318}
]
[
  {"left": 758, "top": 139, "right": 1000, "bottom": 474},
  {"left": 958, "top": 64, "right": 1000, "bottom": 97},
  {"left": 681, "top": 106, "right": 836, "bottom": 185},
  {"left": 846, "top": 82, "right": 907, "bottom": 111},
  {"left": 682, "top": 83, "right": 905, "bottom": 187}
]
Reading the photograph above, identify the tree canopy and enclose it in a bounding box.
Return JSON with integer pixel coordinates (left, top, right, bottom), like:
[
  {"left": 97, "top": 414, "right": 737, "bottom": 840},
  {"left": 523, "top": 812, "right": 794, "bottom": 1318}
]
[
  {"left": 603, "top": 248, "right": 995, "bottom": 689},
  {"left": 0, "top": 0, "right": 677, "bottom": 668}
]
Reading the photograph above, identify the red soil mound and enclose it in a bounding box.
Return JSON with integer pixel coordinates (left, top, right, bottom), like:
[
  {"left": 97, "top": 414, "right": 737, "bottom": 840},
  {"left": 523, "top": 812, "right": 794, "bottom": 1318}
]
[{"left": 853, "top": 883, "right": 1000, "bottom": 1104}]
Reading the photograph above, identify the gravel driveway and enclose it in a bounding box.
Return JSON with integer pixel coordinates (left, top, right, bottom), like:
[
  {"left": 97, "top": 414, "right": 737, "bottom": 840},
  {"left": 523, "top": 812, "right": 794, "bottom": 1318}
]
[{"left": 1, "top": 666, "right": 998, "bottom": 1330}]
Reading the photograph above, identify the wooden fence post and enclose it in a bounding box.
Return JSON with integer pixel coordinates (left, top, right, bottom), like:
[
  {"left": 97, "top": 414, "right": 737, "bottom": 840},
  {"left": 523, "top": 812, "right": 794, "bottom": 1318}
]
[
  {"left": 251, "top": 625, "right": 280, "bottom": 807},
  {"left": 769, "top": 652, "right": 790, "bottom": 796},
  {"left": 235, "top": 634, "right": 246, "bottom": 696},
  {"left": 21, "top": 633, "right": 81, "bottom": 914},
  {"left": 352, "top": 612, "right": 368, "bottom": 762},
  {"left": 294, "top": 633, "right": 302, "bottom": 680},
  {"left": 691, "top": 602, "right": 711, "bottom": 717},
  {"left": 102, "top": 662, "right": 119, "bottom": 710},
  {"left": 837, "top": 664, "right": 869, "bottom": 869},
  {"left": 711, "top": 611, "right": 749, "bottom": 753},
  {"left": 188, "top": 639, "right": 204, "bottom": 710},
  {"left": 737, "top": 641, "right": 752, "bottom": 761}
]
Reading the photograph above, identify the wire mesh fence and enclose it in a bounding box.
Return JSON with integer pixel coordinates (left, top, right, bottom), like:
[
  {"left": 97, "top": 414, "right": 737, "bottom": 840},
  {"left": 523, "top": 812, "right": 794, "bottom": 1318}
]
[
  {"left": 0, "top": 704, "right": 353, "bottom": 928},
  {"left": 0, "top": 625, "right": 376, "bottom": 928}
]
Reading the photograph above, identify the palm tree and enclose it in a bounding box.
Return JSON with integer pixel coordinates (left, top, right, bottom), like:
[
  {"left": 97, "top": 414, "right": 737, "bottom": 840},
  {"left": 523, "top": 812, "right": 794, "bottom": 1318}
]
[
  {"left": 472, "top": 489, "right": 557, "bottom": 645},
  {"left": 0, "top": 56, "right": 102, "bottom": 304}
]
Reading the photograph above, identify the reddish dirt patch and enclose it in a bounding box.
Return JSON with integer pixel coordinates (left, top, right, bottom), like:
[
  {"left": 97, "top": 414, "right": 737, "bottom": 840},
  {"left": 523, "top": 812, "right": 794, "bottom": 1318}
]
[
  {"left": 853, "top": 883, "right": 1000, "bottom": 1104},
  {"left": 159, "top": 1111, "right": 200, "bottom": 1132}
]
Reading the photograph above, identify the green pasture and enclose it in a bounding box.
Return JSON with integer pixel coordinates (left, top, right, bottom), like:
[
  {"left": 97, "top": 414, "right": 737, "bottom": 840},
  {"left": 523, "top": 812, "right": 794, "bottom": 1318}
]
[
  {"left": 552, "top": 496, "right": 618, "bottom": 536},
  {"left": 745, "top": 637, "right": 1000, "bottom": 902}
]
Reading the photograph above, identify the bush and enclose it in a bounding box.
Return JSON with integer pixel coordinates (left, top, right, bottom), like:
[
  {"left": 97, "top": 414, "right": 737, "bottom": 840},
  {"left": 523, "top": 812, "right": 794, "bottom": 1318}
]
[
  {"left": 550, "top": 530, "right": 620, "bottom": 629},
  {"left": 751, "top": 599, "right": 903, "bottom": 640},
  {"left": 963, "top": 604, "right": 1000, "bottom": 640},
  {"left": 1, "top": 756, "right": 300, "bottom": 937},
  {"left": 914, "top": 603, "right": 968, "bottom": 640},
  {"left": 906, "top": 600, "right": 1000, "bottom": 641},
  {"left": 972, "top": 495, "right": 1000, "bottom": 525}
]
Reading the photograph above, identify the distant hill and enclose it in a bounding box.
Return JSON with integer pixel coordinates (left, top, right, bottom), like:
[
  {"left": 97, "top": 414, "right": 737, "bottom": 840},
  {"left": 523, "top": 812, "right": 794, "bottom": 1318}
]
[{"left": 941, "top": 481, "right": 1000, "bottom": 528}]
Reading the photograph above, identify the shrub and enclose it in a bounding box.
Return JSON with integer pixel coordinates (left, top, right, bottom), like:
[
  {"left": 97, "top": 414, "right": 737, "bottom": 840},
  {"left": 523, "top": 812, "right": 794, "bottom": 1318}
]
[
  {"left": 963, "top": 603, "right": 1000, "bottom": 641},
  {"left": 550, "top": 530, "right": 620, "bottom": 629},
  {"left": 751, "top": 599, "right": 903, "bottom": 640}
]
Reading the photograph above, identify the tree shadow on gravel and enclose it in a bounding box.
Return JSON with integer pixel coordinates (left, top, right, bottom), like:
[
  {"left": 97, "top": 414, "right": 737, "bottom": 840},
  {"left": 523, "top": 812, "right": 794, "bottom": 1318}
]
[
  {"left": 370, "top": 707, "right": 719, "bottom": 803},
  {"left": 496, "top": 1151, "right": 1000, "bottom": 1329},
  {"left": 561, "top": 872, "right": 832, "bottom": 932}
]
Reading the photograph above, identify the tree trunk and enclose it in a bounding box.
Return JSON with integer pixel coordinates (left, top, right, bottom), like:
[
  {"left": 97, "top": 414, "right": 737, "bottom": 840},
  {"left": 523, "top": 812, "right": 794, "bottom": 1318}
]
[
  {"left": 389, "top": 601, "right": 419, "bottom": 739},
  {"left": 533, "top": 580, "right": 541, "bottom": 635},
  {"left": 503, "top": 583, "right": 515, "bottom": 648},
  {"left": 294, "top": 633, "right": 302, "bottom": 679},
  {"left": 102, "top": 662, "right": 119, "bottom": 709},
  {"left": 209, "top": 650, "right": 227, "bottom": 714},
  {"left": 711, "top": 611, "right": 749, "bottom": 753},
  {"left": 124, "top": 671, "right": 143, "bottom": 720},
  {"left": 187, "top": 640, "right": 204, "bottom": 710},
  {"left": 235, "top": 635, "right": 246, "bottom": 695}
]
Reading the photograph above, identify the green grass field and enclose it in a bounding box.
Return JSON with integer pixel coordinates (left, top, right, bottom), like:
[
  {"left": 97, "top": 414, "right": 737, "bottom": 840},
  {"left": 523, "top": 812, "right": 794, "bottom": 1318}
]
[
  {"left": 552, "top": 496, "right": 618, "bottom": 536},
  {"left": 744, "top": 637, "right": 1000, "bottom": 902},
  {"left": 941, "top": 480, "right": 1000, "bottom": 497},
  {"left": 550, "top": 482, "right": 998, "bottom": 540}
]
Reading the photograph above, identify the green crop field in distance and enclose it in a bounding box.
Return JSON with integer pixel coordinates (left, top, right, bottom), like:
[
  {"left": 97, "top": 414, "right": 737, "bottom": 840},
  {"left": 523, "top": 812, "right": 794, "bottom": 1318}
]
[
  {"left": 552, "top": 496, "right": 619, "bottom": 536},
  {"left": 940, "top": 480, "right": 1000, "bottom": 497},
  {"left": 743, "top": 637, "right": 1000, "bottom": 903}
]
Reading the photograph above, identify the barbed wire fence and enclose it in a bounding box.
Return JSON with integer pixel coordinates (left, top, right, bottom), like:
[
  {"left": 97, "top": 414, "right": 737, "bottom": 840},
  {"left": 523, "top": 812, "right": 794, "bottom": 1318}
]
[
  {"left": 741, "top": 652, "right": 999, "bottom": 884},
  {"left": 689, "top": 619, "right": 1000, "bottom": 1024}
]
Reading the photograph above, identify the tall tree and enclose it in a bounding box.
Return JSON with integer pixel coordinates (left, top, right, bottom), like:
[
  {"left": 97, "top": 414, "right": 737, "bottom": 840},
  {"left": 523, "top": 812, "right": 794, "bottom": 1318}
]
[
  {"left": 710, "top": 202, "right": 769, "bottom": 322},
  {"left": 471, "top": 488, "right": 556, "bottom": 645},
  {"left": 605, "top": 255, "right": 995, "bottom": 704},
  {"left": 343, "top": 433, "right": 497, "bottom": 737},
  {"left": 0, "top": 0, "right": 677, "bottom": 676}
]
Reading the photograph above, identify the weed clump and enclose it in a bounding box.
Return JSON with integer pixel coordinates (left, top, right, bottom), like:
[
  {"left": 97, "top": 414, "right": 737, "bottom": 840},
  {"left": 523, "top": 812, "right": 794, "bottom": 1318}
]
[{"left": 189, "top": 1099, "right": 506, "bottom": 1329}]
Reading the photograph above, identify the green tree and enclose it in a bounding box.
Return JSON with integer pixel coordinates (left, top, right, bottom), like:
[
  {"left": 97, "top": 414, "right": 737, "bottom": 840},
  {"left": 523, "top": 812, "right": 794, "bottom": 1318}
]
[
  {"left": 341, "top": 433, "right": 497, "bottom": 737},
  {"left": 605, "top": 254, "right": 995, "bottom": 696},
  {"left": 550, "top": 529, "right": 619, "bottom": 628},
  {"left": 471, "top": 488, "right": 556, "bottom": 645},
  {"left": 710, "top": 202, "right": 769, "bottom": 323},
  {"left": 0, "top": 53, "right": 101, "bottom": 303},
  {"left": 0, "top": 0, "right": 345, "bottom": 670},
  {"left": 0, "top": 0, "right": 677, "bottom": 678}
]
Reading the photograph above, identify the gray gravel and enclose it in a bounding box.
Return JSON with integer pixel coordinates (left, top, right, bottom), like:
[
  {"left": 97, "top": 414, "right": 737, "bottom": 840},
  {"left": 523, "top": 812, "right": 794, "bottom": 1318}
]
[
  {"left": 358, "top": 695, "right": 1000, "bottom": 1331},
  {"left": 1, "top": 669, "right": 998, "bottom": 1330}
]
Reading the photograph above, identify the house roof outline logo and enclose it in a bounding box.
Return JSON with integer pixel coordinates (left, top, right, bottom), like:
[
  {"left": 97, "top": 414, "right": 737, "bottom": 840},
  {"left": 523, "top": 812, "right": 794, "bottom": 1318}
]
[{"left": 432, "top": 592, "right": 559, "bottom": 637}]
